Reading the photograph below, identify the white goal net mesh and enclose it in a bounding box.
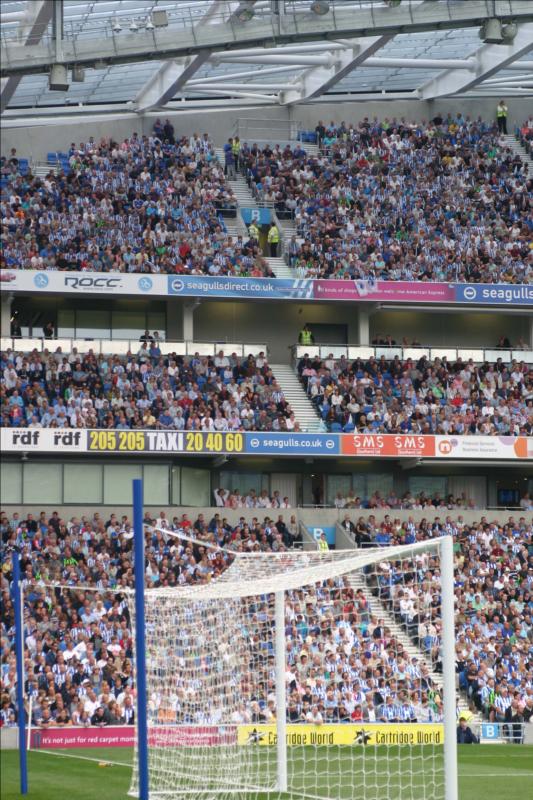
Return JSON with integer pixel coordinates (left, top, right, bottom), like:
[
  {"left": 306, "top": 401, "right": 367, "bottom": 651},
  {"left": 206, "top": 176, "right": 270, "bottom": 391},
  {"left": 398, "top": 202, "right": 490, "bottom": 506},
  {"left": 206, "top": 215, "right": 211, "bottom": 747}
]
[{"left": 129, "top": 541, "right": 449, "bottom": 800}]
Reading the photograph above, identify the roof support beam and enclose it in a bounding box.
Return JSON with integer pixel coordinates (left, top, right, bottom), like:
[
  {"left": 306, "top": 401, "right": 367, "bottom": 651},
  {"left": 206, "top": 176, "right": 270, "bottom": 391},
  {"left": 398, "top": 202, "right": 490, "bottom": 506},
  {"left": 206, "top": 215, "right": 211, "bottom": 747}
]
[
  {"left": 1, "top": 0, "right": 53, "bottom": 113},
  {"left": 280, "top": 35, "right": 392, "bottom": 105},
  {"left": 4, "top": 0, "right": 533, "bottom": 79},
  {"left": 135, "top": 52, "right": 211, "bottom": 112},
  {"left": 418, "top": 22, "right": 533, "bottom": 99},
  {"left": 134, "top": 0, "right": 228, "bottom": 113}
]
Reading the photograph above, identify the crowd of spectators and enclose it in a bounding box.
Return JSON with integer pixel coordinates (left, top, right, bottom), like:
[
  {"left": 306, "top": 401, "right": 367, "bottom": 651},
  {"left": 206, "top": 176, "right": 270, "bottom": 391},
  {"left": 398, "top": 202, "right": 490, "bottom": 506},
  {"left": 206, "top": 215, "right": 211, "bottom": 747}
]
[
  {"left": 1, "top": 508, "right": 531, "bottom": 729},
  {"left": 333, "top": 491, "right": 475, "bottom": 511},
  {"left": 0, "top": 133, "right": 275, "bottom": 278},
  {"left": 0, "top": 507, "right": 302, "bottom": 728},
  {"left": 365, "top": 514, "right": 533, "bottom": 728},
  {"left": 1, "top": 346, "right": 300, "bottom": 432},
  {"left": 213, "top": 488, "right": 293, "bottom": 508},
  {"left": 243, "top": 115, "right": 532, "bottom": 284},
  {"left": 297, "top": 352, "right": 532, "bottom": 434},
  {"left": 2, "top": 115, "right": 531, "bottom": 284}
]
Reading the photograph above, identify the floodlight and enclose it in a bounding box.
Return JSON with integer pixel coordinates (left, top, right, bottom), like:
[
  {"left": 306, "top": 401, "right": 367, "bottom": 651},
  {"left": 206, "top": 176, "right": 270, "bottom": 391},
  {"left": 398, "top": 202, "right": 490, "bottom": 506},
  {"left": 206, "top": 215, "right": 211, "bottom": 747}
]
[
  {"left": 480, "top": 18, "right": 504, "bottom": 43},
  {"left": 232, "top": 2, "right": 255, "bottom": 23},
  {"left": 151, "top": 9, "right": 168, "bottom": 27},
  {"left": 502, "top": 22, "right": 517, "bottom": 41},
  {"left": 49, "top": 64, "right": 69, "bottom": 92},
  {"left": 72, "top": 66, "right": 85, "bottom": 82},
  {"left": 112, "top": 17, "right": 122, "bottom": 33},
  {"left": 310, "top": 0, "right": 330, "bottom": 14},
  {"left": 145, "top": 19, "right": 155, "bottom": 30},
  {"left": 384, "top": 0, "right": 402, "bottom": 6},
  {"left": 129, "top": 20, "right": 139, "bottom": 32}
]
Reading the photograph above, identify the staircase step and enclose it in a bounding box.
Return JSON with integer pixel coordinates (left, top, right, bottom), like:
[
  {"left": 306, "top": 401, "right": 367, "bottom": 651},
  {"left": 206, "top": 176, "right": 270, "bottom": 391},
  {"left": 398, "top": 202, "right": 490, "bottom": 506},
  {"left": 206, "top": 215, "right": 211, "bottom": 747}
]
[
  {"left": 347, "top": 572, "right": 480, "bottom": 721},
  {"left": 271, "top": 363, "right": 322, "bottom": 432}
]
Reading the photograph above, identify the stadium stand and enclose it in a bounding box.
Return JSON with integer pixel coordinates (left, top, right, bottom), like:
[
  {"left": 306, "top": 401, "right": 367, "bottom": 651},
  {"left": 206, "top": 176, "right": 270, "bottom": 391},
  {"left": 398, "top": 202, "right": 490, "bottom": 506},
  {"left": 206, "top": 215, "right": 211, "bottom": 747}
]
[
  {"left": 297, "top": 352, "right": 532, "bottom": 434},
  {"left": 1, "top": 511, "right": 531, "bottom": 728},
  {"left": 241, "top": 118, "right": 532, "bottom": 284},
  {"left": 2, "top": 117, "right": 532, "bottom": 284},
  {"left": 0, "top": 345, "right": 298, "bottom": 432},
  {"left": 0, "top": 133, "right": 278, "bottom": 278}
]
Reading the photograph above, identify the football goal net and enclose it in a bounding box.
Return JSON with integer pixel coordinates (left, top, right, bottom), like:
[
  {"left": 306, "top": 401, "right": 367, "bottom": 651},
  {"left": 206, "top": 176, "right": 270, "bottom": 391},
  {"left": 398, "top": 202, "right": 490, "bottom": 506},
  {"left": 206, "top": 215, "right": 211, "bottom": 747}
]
[{"left": 128, "top": 537, "right": 457, "bottom": 800}]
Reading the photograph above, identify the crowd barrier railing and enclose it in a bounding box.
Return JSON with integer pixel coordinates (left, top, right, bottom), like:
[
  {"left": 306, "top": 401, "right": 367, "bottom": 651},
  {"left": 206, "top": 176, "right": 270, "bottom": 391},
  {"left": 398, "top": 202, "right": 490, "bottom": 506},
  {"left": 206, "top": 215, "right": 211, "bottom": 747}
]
[
  {"left": 1, "top": 337, "right": 269, "bottom": 358},
  {"left": 292, "top": 344, "right": 533, "bottom": 365}
]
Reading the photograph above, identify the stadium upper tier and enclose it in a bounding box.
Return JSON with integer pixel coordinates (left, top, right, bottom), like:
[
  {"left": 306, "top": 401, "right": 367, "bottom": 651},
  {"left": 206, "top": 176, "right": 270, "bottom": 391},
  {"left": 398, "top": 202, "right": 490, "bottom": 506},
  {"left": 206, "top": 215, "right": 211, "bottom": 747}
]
[
  {"left": 1, "top": 343, "right": 531, "bottom": 435},
  {"left": 296, "top": 352, "right": 531, "bottom": 435},
  {"left": 1, "top": 116, "right": 532, "bottom": 284},
  {"left": 267, "top": 118, "right": 531, "bottom": 283},
  {"left": 1, "top": 511, "right": 531, "bottom": 728},
  {"left": 0, "top": 133, "right": 273, "bottom": 279}
]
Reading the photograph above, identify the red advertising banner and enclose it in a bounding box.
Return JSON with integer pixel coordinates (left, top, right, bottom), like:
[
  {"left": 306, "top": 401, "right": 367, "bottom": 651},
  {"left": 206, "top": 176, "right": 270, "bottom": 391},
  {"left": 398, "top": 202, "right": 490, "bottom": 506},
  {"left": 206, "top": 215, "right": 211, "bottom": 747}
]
[
  {"left": 341, "top": 434, "right": 436, "bottom": 458},
  {"left": 31, "top": 726, "right": 135, "bottom": 749},
  {"left": 30, "top": 725, "right": 237, "bottom": 750}
]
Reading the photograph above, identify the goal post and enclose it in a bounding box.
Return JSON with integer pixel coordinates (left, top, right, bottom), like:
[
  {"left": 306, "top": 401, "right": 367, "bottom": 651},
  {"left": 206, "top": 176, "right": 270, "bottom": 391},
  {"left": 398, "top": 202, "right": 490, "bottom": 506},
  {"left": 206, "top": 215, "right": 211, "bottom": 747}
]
[
  {"left": 12, "top": 551, "right": 28, "bottom": 796},
  {"left": 129, "top": 518, "right": 459, "bottom": 800}
]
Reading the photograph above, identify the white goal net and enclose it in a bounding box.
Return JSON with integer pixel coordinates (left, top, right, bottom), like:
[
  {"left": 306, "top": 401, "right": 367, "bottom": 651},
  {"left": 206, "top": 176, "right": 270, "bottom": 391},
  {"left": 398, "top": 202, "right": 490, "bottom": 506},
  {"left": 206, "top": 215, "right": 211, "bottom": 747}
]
[{"left": 129, "top": 539, "right": 455, "bottom": 800}]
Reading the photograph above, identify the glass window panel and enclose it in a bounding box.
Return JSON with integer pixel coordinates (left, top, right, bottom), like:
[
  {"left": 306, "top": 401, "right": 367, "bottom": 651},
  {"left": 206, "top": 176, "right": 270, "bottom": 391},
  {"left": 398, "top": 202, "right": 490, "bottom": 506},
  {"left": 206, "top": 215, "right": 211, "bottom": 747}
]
[
  {"left": 146, "top": 312, "right": 166, "bottom": 340},
  {"left": 103, "top": 464, "right": 142, "bottom": 505},
  {"left": 143, "top": 465, "right": 170, "bottom": 506},
  {"left": 64, "top": 464, "right": 103, "bottom": 504},
  {"left": 1, "top": 462, "right": 22, "bottom": 504},
  {"left": 218, "top": 471, "right": 262, "bottom": 496},
  {"left": 171, "top": 467, "right": 181, "bottom": 505},
  {"left": 366, "top": 474, "right": 393, "bottom": 503},
  {"left": 23, "top": 463, "right": 61, "bottom": 504},
  {"left": 75, "top": 309, "right": 111, "bottom": 340},
  {"left": 326, "top": 475, "right": 351, "bottom": 506},
  {"left": 409, "top": 477, "right": 447, "bottom": 502},
  {"left": 111, "top": 311, "right": 146, "bottom": 341},
  {"left": 57, "top": 309, "right": 75, "bottom": 338},
  {"left": 352, "top": 474, "right": 367, "bottom": 503},
  {"left": 181, "top": 467, "right": 210, "bottom": 507}
]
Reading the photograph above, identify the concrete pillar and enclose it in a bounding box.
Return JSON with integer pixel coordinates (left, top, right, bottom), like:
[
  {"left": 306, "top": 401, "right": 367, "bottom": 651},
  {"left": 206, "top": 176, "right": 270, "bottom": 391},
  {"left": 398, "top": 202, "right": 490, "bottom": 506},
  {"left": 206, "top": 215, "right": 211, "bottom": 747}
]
[
  {"left": 357, "top": 308, "right": 370, "bottom": 345},
  {"left": 1, "top": 293, "right": 12, "bottom": 337},
  {"left": 166, "top": 300, "right": 181, "bottom": 342}
]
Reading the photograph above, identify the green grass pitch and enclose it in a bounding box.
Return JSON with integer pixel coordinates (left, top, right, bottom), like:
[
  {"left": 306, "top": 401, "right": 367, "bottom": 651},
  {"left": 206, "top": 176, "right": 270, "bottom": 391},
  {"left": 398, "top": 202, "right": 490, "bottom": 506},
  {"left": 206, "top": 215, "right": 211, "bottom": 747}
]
[{"left": 1, "top": 745, "right": 532, "bottom": 800}]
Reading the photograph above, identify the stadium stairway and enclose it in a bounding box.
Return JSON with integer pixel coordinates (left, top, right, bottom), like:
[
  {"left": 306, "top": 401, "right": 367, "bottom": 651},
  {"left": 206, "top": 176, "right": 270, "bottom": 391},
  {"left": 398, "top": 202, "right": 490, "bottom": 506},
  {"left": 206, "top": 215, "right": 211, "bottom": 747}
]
[
  {"left": 504, "top": 133, "right": 533, "bottom": 171},
  {"left": 347, "top": 571, "right": 480, "bottom": 724},
  {"left": 267, "top": 256, "right": 293, "bottom": 279},
  {"left": 278, "top": 216, "right": 298, "bottom": 240},
  {"left": 227, "top": 173, "right": 258, "bottom": 208},
  {"left": 271, "top": 363, "right": 323, "bottom": 433}
]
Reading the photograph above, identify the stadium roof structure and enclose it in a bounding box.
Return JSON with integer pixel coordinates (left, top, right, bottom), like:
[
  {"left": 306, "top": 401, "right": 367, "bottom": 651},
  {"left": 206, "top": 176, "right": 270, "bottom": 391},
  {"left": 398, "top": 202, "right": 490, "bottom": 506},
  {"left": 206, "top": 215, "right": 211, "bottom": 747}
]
[{"left": 1, "top": 0, "right": 532, "bottom": 117}]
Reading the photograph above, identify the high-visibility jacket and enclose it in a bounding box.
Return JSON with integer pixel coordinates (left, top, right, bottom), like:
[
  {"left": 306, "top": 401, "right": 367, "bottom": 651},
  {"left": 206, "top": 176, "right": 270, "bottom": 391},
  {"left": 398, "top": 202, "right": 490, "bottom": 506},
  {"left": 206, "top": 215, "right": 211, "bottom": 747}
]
[
  {"left": 497, "top": 104, "right": 508, "bottom": 118},
  {"left": 318, "top": 538, "right": 329, "bottom": 551},
  {"left": 267, "top": 226, "right": 280, "bottom": 243},
  {"left": 248, "top": 223, "right": 260, "bottom": 239},
  {"left": 299, "top": 329, "right": 313, "bottom": 345},
  {"left": 232, "top": 140, "right": 241, "bottom": 156}
]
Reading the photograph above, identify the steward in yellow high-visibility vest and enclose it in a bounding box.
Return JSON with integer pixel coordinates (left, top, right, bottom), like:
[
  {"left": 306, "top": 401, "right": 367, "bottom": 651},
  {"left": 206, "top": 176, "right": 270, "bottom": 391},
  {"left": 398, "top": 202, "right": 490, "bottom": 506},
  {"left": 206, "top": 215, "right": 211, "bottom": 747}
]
[
  {"left": 232, "top": 136, "right": 241, "bottom": 170},
  {"left": 248, "top": 222, "right": 260, "bottom": 240},
  {"left": 317, "top": 533, "right": 329, "bottom": 551},
  {"left": 298, "top": 325, "right": 314, "bottom": 346},
  {"left": 267, "top": 223, "right": 280, "bottom": 257},
  {"left": 496, "top": 100, "right": 508, "bottom": 135}
]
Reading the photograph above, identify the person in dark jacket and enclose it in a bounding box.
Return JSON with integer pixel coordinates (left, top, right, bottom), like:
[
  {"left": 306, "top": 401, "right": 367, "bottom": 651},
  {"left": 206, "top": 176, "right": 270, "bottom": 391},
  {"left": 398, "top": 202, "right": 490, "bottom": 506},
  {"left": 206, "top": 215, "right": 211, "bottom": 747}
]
[{"left": 456, "top": 718, "right": 479, "bottom": 743}]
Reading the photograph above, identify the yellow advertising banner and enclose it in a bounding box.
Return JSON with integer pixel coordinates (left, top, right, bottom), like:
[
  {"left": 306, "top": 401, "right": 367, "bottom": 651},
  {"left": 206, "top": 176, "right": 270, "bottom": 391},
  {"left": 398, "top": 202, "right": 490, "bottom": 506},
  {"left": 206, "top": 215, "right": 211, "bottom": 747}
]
[{"left": 238, "top": 724, "right": 444, "bottom": 747}]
